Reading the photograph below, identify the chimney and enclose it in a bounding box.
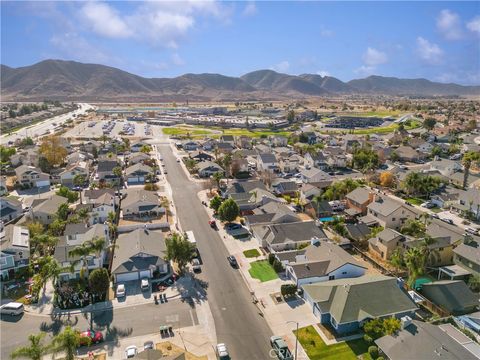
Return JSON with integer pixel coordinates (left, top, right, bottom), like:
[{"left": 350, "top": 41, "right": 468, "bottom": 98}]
[
  {"left": 400, "top": 315, "right": 412, "bottom": 330},
  {"left": 368, "top": 192, "right": 375, "bottom": 204}
]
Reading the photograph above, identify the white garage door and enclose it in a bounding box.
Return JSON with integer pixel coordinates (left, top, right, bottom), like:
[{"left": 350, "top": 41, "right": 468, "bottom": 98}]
[
  {"left": 36, "top": 180, "right": 50, "bottom": 187},
  {"left": 116, "top": 272, "right": 139, "bottom": 283},
  {"left": 313, "top": 304, "right": 321, "bottom": 318},
  {"left": 139, "top": 270, "right": 151, "bottom": 278}
]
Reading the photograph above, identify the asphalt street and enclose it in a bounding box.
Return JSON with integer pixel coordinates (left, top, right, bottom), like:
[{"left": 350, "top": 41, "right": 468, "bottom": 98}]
[
  {"left": 0, "top": 299, "right": 195, "bottom": 359},
  {"left": 157, "top": 142, "right": 273, "bottom": 359}
]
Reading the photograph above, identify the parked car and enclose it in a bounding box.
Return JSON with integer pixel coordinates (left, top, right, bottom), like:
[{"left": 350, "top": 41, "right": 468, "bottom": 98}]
[
  {"left": 0, "top": 302, "right": 24, "bottom": 316},
  {"left": 192, "top": 258, "right": 201, "bottom": 272},
  {"left": 143, "top": 341, "right": 154, "bottom": 350},
  {"left": 209, "top": 220, "right": 217, "bottom": 229},
  {"left": 225, "top": 223, "right": 242, "bottom": 231},
  {"left": 431, "top": 213, "right": 440, "bottom": 219},
  {"left": 125, "top": 345, "right": 138, "bottom": 358},
  {"left": 421, "top": 202, "right": 435, "bottom": 208},
  {"left": 116, "top": 284, "right": 126, "bottom": 298},
  {"left": 270, "top": 336, "right": 293, "bottom": 360},
  {"left": 216, "top": 343, "right": 230, "bottom": 360},
  {"left": 141, "top": 278, "right": 149, "bottom": 291},
  {"left": 227, "top": 256, "right": 238, "bottom": 268},
  {"left": 79, "top": 330, "right": 103, "bottom": 346},
  {"left": 465, "top": 227, "right": 479, "bottom": 235},
  {"left": 441, "top": 218, "right": 454, "bottom": 225}
]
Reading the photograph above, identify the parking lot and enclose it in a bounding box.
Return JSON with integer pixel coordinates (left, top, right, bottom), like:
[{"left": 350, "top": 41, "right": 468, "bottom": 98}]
[{"left": 64, "top": 119, "right": 148, "bottom": 138}]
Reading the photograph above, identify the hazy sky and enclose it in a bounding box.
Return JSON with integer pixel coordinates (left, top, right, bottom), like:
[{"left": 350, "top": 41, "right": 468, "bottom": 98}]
[{"left": 2, "top": 1, "right": 479, "bottom": 84}]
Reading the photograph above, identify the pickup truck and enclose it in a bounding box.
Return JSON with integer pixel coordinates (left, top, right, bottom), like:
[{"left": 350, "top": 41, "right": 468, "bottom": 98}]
[{"left": 270, "top": 336, "right": 293, "bottom": 360}]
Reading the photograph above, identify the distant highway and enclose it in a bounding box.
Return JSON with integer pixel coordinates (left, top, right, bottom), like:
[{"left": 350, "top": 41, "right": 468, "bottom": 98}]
[{"left": 0, "top": 103, "right": 94, "bottom": 145}]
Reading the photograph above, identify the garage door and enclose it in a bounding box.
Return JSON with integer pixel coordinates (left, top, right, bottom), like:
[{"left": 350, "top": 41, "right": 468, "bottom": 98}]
[
  {"left": 36, "top": 180, "right": 50, "bottom": 187},
  {"left": 116, "top": 272, "right": 139, "bottom": 283},
  {"left": 313, "top": 304, "right": 321, "bottom": 319},
  {"left": 139, "top": 270, "right": 151, "bottom": 278}
]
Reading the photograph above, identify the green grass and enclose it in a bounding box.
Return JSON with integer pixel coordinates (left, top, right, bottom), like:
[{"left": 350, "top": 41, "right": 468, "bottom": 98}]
[
  {"left": 162, "top": 127, "right": 213, "bottom": 136},
  {"left": 248, "top": 260, "right": 278, "bottom": 282},
  {"left": 294, "top": 325, "right": 372, "bottom": 360},
  {"left": 243, "top": 248, "right": 261, "bottom": 258},
  {"left": 405, "top": 197, "right": 424, "bottom": 206},
  {"left": 338, "top": 110, "right": 403, "bottom": 117},
  {"left": 319, "top": 119, "right": 421, "bottom": 135},
  {"left": 162, "top": 126, "right": 290, "bottom": 138},
  {"left": 431, "top": 207, "right": 442, "bottom": 213}
]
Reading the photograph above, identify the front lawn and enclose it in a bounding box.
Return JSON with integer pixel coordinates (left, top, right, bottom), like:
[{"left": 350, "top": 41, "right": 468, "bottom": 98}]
[
  {"left": 243, "top": 248, "right": 261, "bottom": 258},
  {"left": 405, "top": 197, "right": 424, "bottom": 206},
  {"left": 294, "top": 325, "right": 372, "bottom": 360},
  {"left": 248, "top": 260, "right": 278, "bottom": 282}
]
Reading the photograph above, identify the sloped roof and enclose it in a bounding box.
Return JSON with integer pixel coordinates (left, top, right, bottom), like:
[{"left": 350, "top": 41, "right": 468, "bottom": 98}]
[
  {"left": 252, "top": 221, "right": 327, "bottom": 245},
  {"left": 345, "top": 187, "right": 371, "bottom": 204},
  {"left": 421, "top": 280, "right": 478, "bottom": 314}
]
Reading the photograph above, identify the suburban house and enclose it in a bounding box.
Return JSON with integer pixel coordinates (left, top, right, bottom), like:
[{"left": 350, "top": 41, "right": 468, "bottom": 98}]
[
  {"left": 360, "top": 196, "right": 418, "bottom": 230},
  {"left": 279, "top": 240, "right": 366, "bottom": 286},
  {"left": 375, "top": 320, "right": 479, "bottom": 360},
  {"left": 183, "top": 141, "right": 199, "bottom": 151},
  {"left": 279, "top": 155, "right": 302, "bottom": 173},
  {"left": 87, "top": 191, "right": 116, "bottom": 224},
  {"left": 125, "top": 163, "right": 154, "bottom": 184},
  {"left": 197, "top": 161, "right": 224, "bottom": 178},
  {"left": 304, "top": 152, "right": 328, "bottom": 170},
  {"left": 15, "top": 165, "right": 51, "bottom": 188},
  {"left": 300, "top": 184, "right": 322, "bottom": 204},
  {"left": 420, "top": 280, "right": 478, "bottom": 315},
  {"left": 257, "top": 153, "right": 279, "bottom": 172},
  {"left": 127, "top": 152, "right": 151, "bottom": 166},
  {"left": 59, "top": 162, "right": 89, "bottom": 187},
  {"left": 430, "top": 187, "right": 462, "bottom": 209},
  {"left": 0, "top": 198, "right": 22, "bottom": 223},
  {"left": 0, "top": 224, "right": 30, "bottom": 281},
  {"left": 235, "top": 136, "right": 253, "bottom": 149},
  {"left": 84, "top": 189, "right": 116, "bottom": 204},
  {"left": 345, "top": 223, "right": 372, "bottom": 242},
  {"left": 395, "top": 146, "right": 424, "bottom": 162},
  {"left": 302, "top": 275, "right": 418, "bottom": 335},
  {"left": 251, "top": 221, "right": 328, "bottom": 252},
  {"left": 121, "top": 189, "right": 163, "bottom": 220},
  {"left": 223, "top": 180, "right": 267, "bottom": 198},
  {"left": 368, "top": 228, "right": 405, "bottom": 261},
  {"left": 244, "top": 202, "right": 300, "bottom": 229},
  {"left": 54, "top": 223, "right": 110, "bottom": 282},
  {"left": 269, "top": 135, "right": 288, "bottom": 147},
  {"left": 457, "top": 188, "right": 480, "bottom": 220},
  {"left": 453, "top": 237, "right": 480, "bottom": 277},
  {"left": 130, "top": 141, "right": 150, "bottom": 153},
  {"left": 300, "top": 168, "right": 333, "bottom": 188},
  {"left": 189, "top": 151, "right": 213, "bottom": 162},
  {"left": 28, "top": 195, "right": 68, "bottom": 225},
  {"left": 273, "top": 181, "right": 298, "bottom": 196},
  {"left": 111, "top": 228, "right": 169, "bottom": 283},
  {"left": 230, "top": 188, "right": 282, "bottom": 212},
  {"left": 96, "top": 160, "right": 121, "bottom": 185},
  {"left": 345, "top": 187, "right": 375, "bottom": 216},
  {"left": 430, "top": 159, "right": 463, "bottom": 177}
]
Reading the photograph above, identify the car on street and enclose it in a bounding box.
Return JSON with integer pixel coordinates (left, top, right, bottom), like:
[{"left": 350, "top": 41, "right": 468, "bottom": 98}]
[
  {"left": 421, "top": 202, "right": 435, "bottom": 208},
  {"left": 143, "top": 341, "right": 154, "bottom": 350},
  {"left": 441, "top": 218, "right": 454, "bottom": 225},
  {"left": 79, "top": 330, "right": 103, "bottom": 346},
  {"left": 176, "top": 158, "right": 181, "bottom": 162},
  {"left": 216, "top": 343, "right": 230, "bottom": 360},
  {"left": 192, "top": 258, "right": 201, "bottom": 272},
  {"left": 227, "top": 256, "right": 238, "bottom": 268},
  {"left": 209, "top": 220, "right": 217, "bottom": 229},
  {"left": 125, "top": 345, "right": 138, "bottom": 358},
  {"left": 0, "top": 302, "right": 24, "bottom": 316},
  {"left": 431, "top": 213, "right": 440, "bottom": 219},
  {"left": 116, "top": 284, "right": 126, "bottom": 298},
  {"left": 141, "top": 278, "right": 149, "bottom": 291},
  {"left": 465, "top": 227, "right": 479, "bottom": 235},
  {"left": 225, "top": 223, "right": 242, "bottom": 231},
  {"left": 270, "top": 336, "right": 294, "bottom": 360}
]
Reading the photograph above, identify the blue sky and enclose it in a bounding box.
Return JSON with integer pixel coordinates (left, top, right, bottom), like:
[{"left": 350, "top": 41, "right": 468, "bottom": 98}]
[{"left": 2, "top": 1, "right": 479, "bottom": 84}]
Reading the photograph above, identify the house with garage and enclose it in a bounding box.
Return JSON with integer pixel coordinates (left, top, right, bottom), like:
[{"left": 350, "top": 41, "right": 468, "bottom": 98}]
[
  {"left": 121, "top": 189, "right": 163, "bottom": 220},
  {"left": 457, "top": 188, "right": 480, "bottom": 220},
  {"left": 127, "top": 152, "right": 151, "bottom": 166},
  {"left": 453, "top": 237, "right": 480, "bottom": 277},
  {"left": 0, "top": 224, "right": 30, "bottom": 281},
  {"left": 429, "top": 159, "right": 463, "bottom": 177},
  {"left": 345, "top": 187, "right": 375, "bottom": 217},
  {"left": 183, "top": 141, "right": 199, "bottom": 151},
  {"left": 28, "top": 195, "right": 69, "bottom": 225},
  {"left": 54, "top": 223, "right": 110, "bottom": 282},
  {"left": 279, "top": 154, "right": 302, "bottom": 174},
  {"left": 125, "top": 163, "right": 154, "bottom": 184},
  {"left": 111, "top": 228, "right": 169, "bottom": 283},
  {"left": 360, "top": 195, "right": 418, "bottom": 230},
  {"left": 244, "top": 202, "right": 300, "bottom": 229},
  {"left": 235, "top": 136, "right": 253, "bottom": 150},
  {"left": 273, "top": 181, "right": 298, "bottom": 196},
  {"left": 189, "top": 151, "right": 214, "bottom": 163},
  {"left": 59, "top": 162, "right": 89, "bottom": 187},
  {"left": 300, "top": 168, "right": 333, "bottom": 188},
  {"left": 15, "top": 165, "right": 51, "bottom": 188},
  {"left": 230, "top": 187, "right": 282, "bottom": 212},
  {"left": 304, "top": 152, "right": 328, "bottom": 171},
  {"left": 395, "top": 146, "right": 424, "bottom": 163},
  {"left": 96, "top": 159, "right": 121, "bottom": 185},
  {"left": 251, "top": 221, "right": 328, "bottom": 252},
  {"left": 430, "top": 186, "right": 463, "bottom": 209},
  {"left": 269, "top": 135, "right": 288, "bottom": 147},
  {"left": 130, "top": 140, "right": 150, "bottom": 153},
  {"left": 197, "top": 161, "right": 224, "bottom": 178},
  {"left": 302, "top": 275, "right": 418, "bottom": 335},
  {"left": 299, "top": 184, "right": 322, "bottom": 205},
  {"left": 87, "top": 191, "right": 116, "bottom": 224},
  {"left": 278, "top": 240, "right": 366, "bottom": 286},
  {"left": 257, "top": 153, "right": 279, "bottom": 172},
  {"left": 0, "top": 198, "right": 22, "bottom": 223},
  {"left": 368, "top": 228, "right": 406, "bottom": 261}
]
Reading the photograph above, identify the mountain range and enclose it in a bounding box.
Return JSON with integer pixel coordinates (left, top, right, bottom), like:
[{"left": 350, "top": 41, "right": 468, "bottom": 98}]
[{"left": 1, "top": 60, "right": 479, "bottom": 101}]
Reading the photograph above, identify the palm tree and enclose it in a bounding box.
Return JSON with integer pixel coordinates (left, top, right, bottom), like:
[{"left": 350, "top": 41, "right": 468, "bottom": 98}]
[
  {"left": 112, "top": 166, "right": 123, "bottom": 188},
  {"left": 107, "top": 211, "right": 117, "bottom": 238},
  {"left": 212, "top": 171, "right": 223, "bottom": 190},
  {"left": 160, "top": 197, "right": 170, "bottom": 222},
  {"left": 222, "top": 154, "right": 232, "bottom": 179},
  {"left": 312, "top": 194, "right": 324, "bottom": 218},
  {"left": 76, "top": 207, "right": 90, "bottom": 225},
  {"left": 462, "top": 151, "right": 480, "bottom": 189},
  {"left": 68, "top": 241, "right": 99, "bottom": 280},
  {"left": 73, "top": 174, "right": 85, "bottom": 203},
  {"left": 420, "top": 236, "right": 440, "bottom": 266},
  {"left": 390, "top": 248, "right": 403, "bottom": 276},
  {"left": 404, "top": 247, "right": 425, "bottom": 287},
  {"left": 11, "top": 332, "right": 50, "bottom": 360},
  {"left": 31, "top": 234, "right": 58, "bottom": 258},
  {"left": 51, "top": 326, "right": 80, "bottom": 360}
]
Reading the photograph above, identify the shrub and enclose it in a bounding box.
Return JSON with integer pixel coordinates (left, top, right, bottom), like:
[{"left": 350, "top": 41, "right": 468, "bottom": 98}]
[
  {"left": 363, "top": 334, "right": 373, "bottom": 344},
  {"left": 280, "top": 284, "right": 297, "bottom": 297},
  {"left": 272, "top": 259, "right": 283, "bottom": 272},
  {"left": 268, "top": 253, "right": 275, "bottom": 265},
  {"left": 377, "top": 357, "right": 385, "bottom": 360},
  {"left": 368, "top": 346, "right": 379, "bottom": 358}
]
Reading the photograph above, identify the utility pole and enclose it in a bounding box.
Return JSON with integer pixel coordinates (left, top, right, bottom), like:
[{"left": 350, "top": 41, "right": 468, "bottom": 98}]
[{"left": 287, "top": 321, "right": 299, "bottom": 360}]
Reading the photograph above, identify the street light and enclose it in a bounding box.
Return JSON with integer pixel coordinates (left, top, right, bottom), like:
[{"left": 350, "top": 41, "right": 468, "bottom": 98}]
[{"left": 286, "top": 321, "right": 299, "bottom": 360}]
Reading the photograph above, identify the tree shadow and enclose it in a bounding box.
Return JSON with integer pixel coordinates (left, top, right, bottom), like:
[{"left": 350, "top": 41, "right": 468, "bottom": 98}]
[
  {"left": 40, "top": 313, "right": 79, "bottom": 335},
  {"left": 174, "top": 274, "right": 208, "bottom": 307}
]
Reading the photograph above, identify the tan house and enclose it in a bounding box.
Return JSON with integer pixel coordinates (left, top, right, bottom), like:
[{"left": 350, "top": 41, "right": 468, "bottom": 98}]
[
  {"left": 368, "top": 228, "right": 405, "bottom": 261},
  {"left": 345, "top": 187, "right": 375, "bottom": 217},
  {"left": 361, "top": 196, "right": 417, "bottom": 230}
]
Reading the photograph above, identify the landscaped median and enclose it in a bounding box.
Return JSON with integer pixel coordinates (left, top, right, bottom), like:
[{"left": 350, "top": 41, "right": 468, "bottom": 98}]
[
  {"left": 293, "top": 325, "right": 372, "bottom": 360},
  {"left": 248, "top": 260, "right": 279, "bottom": 282},
  {"left": 243, "top": 248, "right": 261, "bottom": 258}
]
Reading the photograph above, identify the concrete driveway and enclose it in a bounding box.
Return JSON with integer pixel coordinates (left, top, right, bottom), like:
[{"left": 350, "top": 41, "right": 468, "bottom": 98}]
[{"left": 114, "top": 280, "right": 152, "bottom": 304}]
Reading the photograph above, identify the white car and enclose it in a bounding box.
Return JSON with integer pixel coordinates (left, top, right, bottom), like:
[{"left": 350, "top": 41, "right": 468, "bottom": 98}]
[
  {"left": 141, "top": 278, "right": 149, "bottom": 291},
  {"left": 421, "top": 202, "right": 435, "bottom": 209},
  {"left": 192, "top": 258, "right": 201, "bottom": 272},
  {"left": 116, "top": 284, "right": 126, "bottom": 298},
  {"left": 125, "top": 345, "right": 138, "bottom": 358},
  {"left": 216, "top": 343, "right": 230, "bottom": 360},
  {"left": 176, "top": 158, "right": 181, "bottom": 163},
  {"left": 465, "top": 227, "right": 479, "bottom": 235}
]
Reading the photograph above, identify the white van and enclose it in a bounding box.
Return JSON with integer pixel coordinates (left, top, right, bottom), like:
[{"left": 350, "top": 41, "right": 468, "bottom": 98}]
[{"left": 0, "top": 302, "right": 24, "bottom": 316}]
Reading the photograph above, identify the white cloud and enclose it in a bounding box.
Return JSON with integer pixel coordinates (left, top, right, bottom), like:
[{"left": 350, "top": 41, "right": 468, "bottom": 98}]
[
  {"left": 171, "top": 53, "right": 185, "bottom": 66},
  {"left": 435, "top": 71, "right": 480, "bottom": 85},
  {"left": 316, "top": 70, "right": 330, "bottom": 77},
  {"left": 320, "top": 29, "right": 334, "bottom": 38},
  {"left": 271, "top": 61, "right": 290, "bottom": 73},
  {"left": 416, "top": 37, "right": 444, "bottom": 64},
  {"left": 80, "top": 2, "right": 132, "bottom": 38},
  {"left": 49, "top": 32, "right": 110, "bottom": 63},
  {"left": 436, "top": 9, "right": 463, "bottom": 40},
  {"left": 467, "top": 16, "right": 480, "bottom": 35},
  {"left": 362, "top": 47, "right": 388, "bottom": 66},
  {"left": 243, "top": 1, "right": 257, "bottom": 17},
  {"left": 354, "top": 65, "right": 376, "bottom": 76}
]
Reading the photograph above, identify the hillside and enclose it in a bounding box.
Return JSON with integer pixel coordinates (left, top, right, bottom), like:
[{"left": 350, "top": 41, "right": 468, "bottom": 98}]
[{"left": 1, "top": 59, "right": 478, "bottom": 101}]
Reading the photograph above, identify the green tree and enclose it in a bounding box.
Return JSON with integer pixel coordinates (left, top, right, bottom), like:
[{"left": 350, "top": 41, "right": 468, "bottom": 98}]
[
  {"left": 423, "top": 117, "right": 437, "bottom": 130},
  {"left": 468, "top": 274, "right": 480, "bottom": 292},
  {"left": 352, "top": 147, "right": 379, "bottom": 173},
  {"left": 287, "top": 110, "right": 295, "bottom": 123},
  {"left": 76, "top": 207, "right": 90, "bottom": 224},
  {"left": 222, "top": 154, "right": 233, "bottom": 178},
  {"left": 51, "top": 326, "right": 80, "bottom": 360},
  {"left": 73, "top": 174, "right": 86, "bottom": 203},
  {"left": 218, "top": 198, "right": 239, "bottom": 223},
  {"left": 68, "top": 238, "right": 105, "bottom": 280},
  {"left": 56, "top": 186, "right": 79, "bottom": 203},
  {"left": 165, "top": 232, "right": 197, "bottom": 273},
  {"left": 10, "top": 332, "right": 50, "bottom": 360},
  {"left": 212, "top": 171, "right": 223, "bottom": 189},
  {"left": 48, "top": 218, "right": 66, "bottom": 236},
  {"left": 400, "top": 219, "right": 426, "bottom": 238},
  {"left": 0, "top": 146, "right": 16, "bottom": 162},
  {"left": 30, "top": 234, "right": 58, "bottom": 257},
  {"left": 39, "top": 135, "right": 67, "bottom": 167},
  {"left": 27, "top": 222, "right": 44, "bottom": 238},
  {"left": 140, "top": 144, "right": 152, "bottom": 153},
  {"left": 209, "top": 195, "right": 223, "bottom": 212},
  {"left": 56, "top": 203, "right": 70, "bottom": 221},
  {"left": 88, "top": 268, "right": 110, "bottom": 298},
  {"left": 390, "top": 248, "right": 404, "bottom": 276},
  {"left": 404, "top": 247, "right": 426, "bottom": 287},
  {"left": 184, "top": 158, "right": 197, "bottom": 173},
  {"left": 112, "top": 166, "right": 123, "bottom": 188},
  {"left": 462, "top": 151, "right": 480, "bottom": 189},
  {"left": 8, "top": 109, "right": 16, "bottom": 118}
]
